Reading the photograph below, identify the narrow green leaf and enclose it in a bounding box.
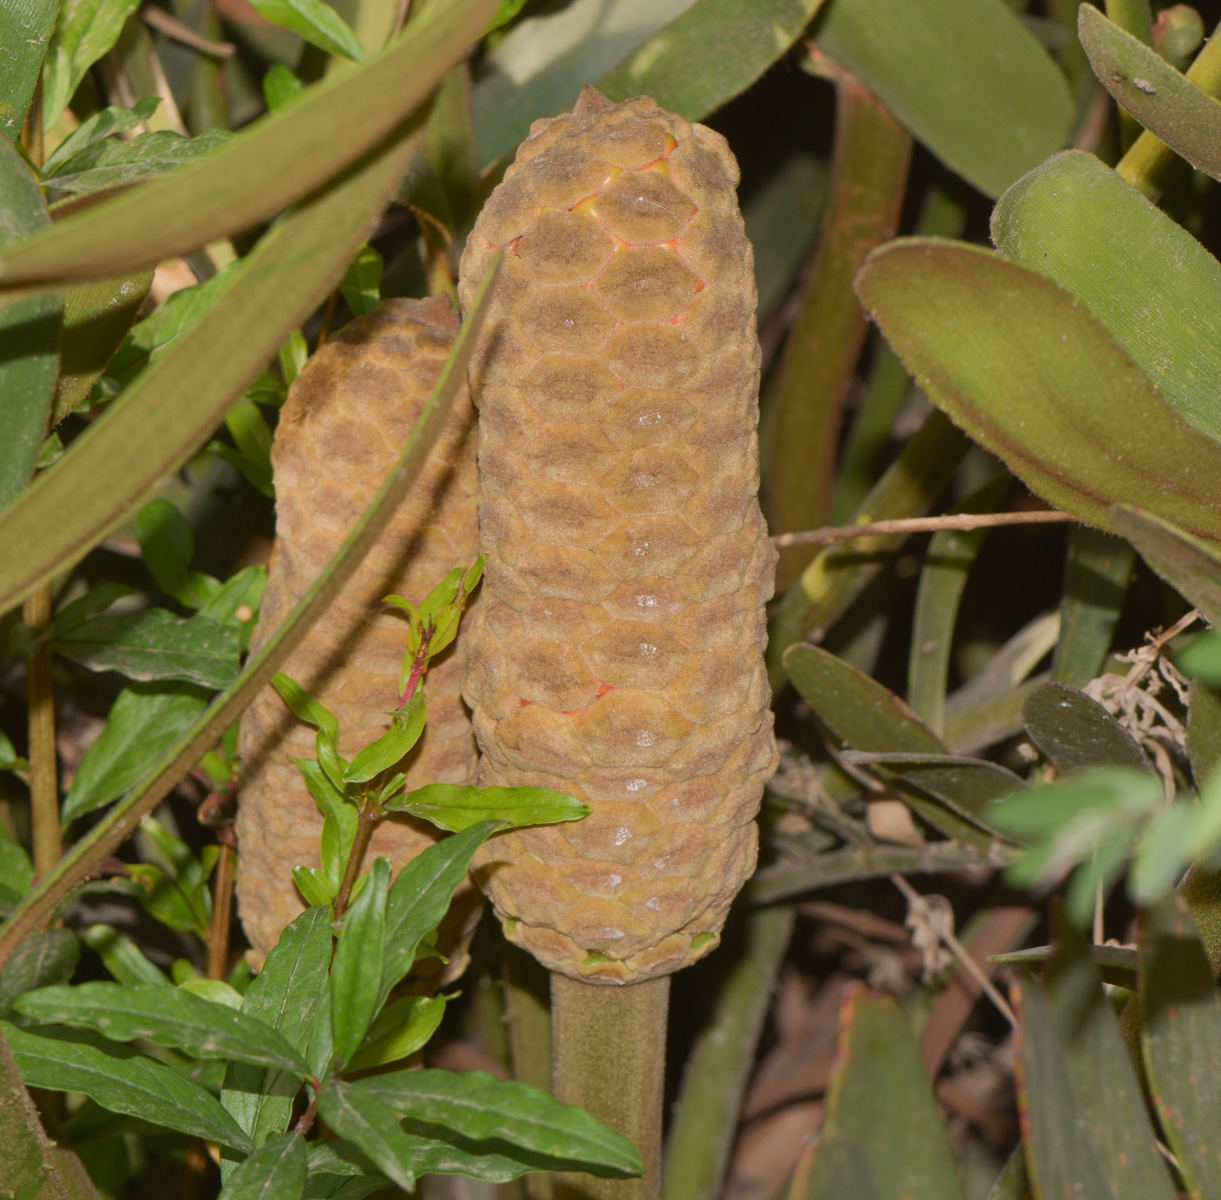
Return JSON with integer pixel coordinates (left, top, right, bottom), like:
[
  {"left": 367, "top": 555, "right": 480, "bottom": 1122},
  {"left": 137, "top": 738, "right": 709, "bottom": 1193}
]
[
  {"left": 262, "top": 64, "right": 305, "bottom": 111},
  {"left": 1141, "top": 894, "right": 1221, "bottom": 1198},
  {"left": 317, "top": 1080, "right": 417, "bottom": 1191},
  {"left": 0, "top": 824, "right": 34, "bottom": 897},
  {"left": 1021, "top": 682, "right": 1152, "bottom": 773},
  {"left": 990, "top": 942, "right": 1138, "bottom": 990},
  {"left": 42, "top": 99, "right": 161, "bottom": 174},
  {"left": 61, "top": 683, "right": 210, "bottom": 821},
  {"left": 272, "top": 673, "right": 339, "bottom": 744},
  {"left": 0, "top": 0, "right": 57, "bottom": 141},
  {"left": 344, "top": 700, "right": 425, "bottom": 783},
  {"left": 854, "top": 239, "right": 1221, "bottom": 543},
  {"left": 1053, "top": 526, "right": 1135, "bottom": 689},
  {"left": 251, "top": 0, "right": 366, "bottom": 61},
  {"left": 81, "top": 925, "right": 168, "bottom": 987},
  {"left": 135, "top": 499, "right": 198, "bottom": 606},
  {"left": 14, "top": 983, "right": 309, "bottom": 1073},
  {"left": 1079, "top": 3, "right": 1221, "bottom": 181},
  {"left": 51, "top": 609, "right": 240, "bottom": 688},
  {"left": 803, "top": 1132, "right": 881, "bottom": 1200},
  {"left": 338, "top": 244, "right": 382, "bottom": 317},
  {"left": 352, "top": 1069, "right": 643, "bottom": 1176},
  {"left": 384, "top": 782, "right": 589, "bottom": 832},
  {"left": 0, "top": 0, "right": 498, "bottom": 291},
  {"left": 815, "top": 987, "right": 963, "bottom": 1200},
  {"left": 1, "top": 1020, "right": 253, "bottom": 1151},
  {"left": 331, "top": 857, "right": 389, "bottom": 1065},
  {"left": 597, "top": 0, "right": 827, "bottom": 121},
  {"left": 1187, "top": 683, "right": 1221, "bottom": 789},
  {"left": 347, "top": 995, "right": 446, "bottom": 1072},
  {"left": 380, "top": 822, "right": 501, "bottom": 1005},
  {"left": 993, "top": 149, "right": 1221, "bottom": 442},
  {"left": 815, "top": 0, "right": 1073, "bottom": 198},
  {"left": 218, "top": 1132, "right": 306, "bottom": 1200},
  {"left": 292, "top": 866, "right": 335, "bottom": 909},
  {"left": 1013, "top": 979, "right": 1117, "bottom": 1200},
  {"left": 1047, "top": 917, "right": 1178, "bottom": 1200},
  {"left": 0, "top": 931, "right": 80, "bottom": 1020},
  {"left": 0, "top": 137, "right": 59, "bottom": 511},
  {"left": 223, "top": 906, "right": 331, "bottom": 1147},
  {"left": 1110, "top": 506, "right": 1221, "bottom": 628},
  {"left": 41, "top": 0, "right": 141, "bottom": 131},
  {"left": 45, "top": 129, "right": 233, "bottom": 196}
]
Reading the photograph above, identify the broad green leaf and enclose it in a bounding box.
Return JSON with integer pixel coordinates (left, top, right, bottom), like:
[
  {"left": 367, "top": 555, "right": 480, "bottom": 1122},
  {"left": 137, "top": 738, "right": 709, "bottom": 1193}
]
[
  {"left": 0, "top": 137, "right": 59, "bottom": 511},
  {"left": 993, "top": 150, "right": 1221, "bottom": 442},
  {"left": 338, "top": 244, "right": 382, "bottom": 317},
  {"left": 1, "top": 1020, "right": 253, "bottom": 1151},
  {"left": 45, "top": 129, "right": 234, "bottom": 196},
  {"left": 598, "top": 0, "right": 826, "bottom": 121},
  {"left": 14, "top": 983, "right": 310, "bottom": 1073},
  {"left": 0, "top": 1021, "right": 89, "bottom": 1200},
  {"left": 218, "top": 1133, "right": 306, "bottom": 1200},
  {"left": 854, "top": 239, "right": 1221, "bottom": 543},
  {"left": 126, "top": 863, "right": 210, "bottom": 936},
  {"left": 988, "top": 767, "right": 1160, "bottom": 842},
  {"left": 380, "top": 821, "right": 501, "bottom": 1005},
  {"left": 293, "top": 865, "right": 335, "bottom": 908},
  {"left": 815, "top": 0, "right": 1073, "bottom": 198},
  {"left": 907, "top": 476, "right": 1009, "bottom": 736},
  {"left": 1141, "top": 895, "right": 1221, "bottom": 1199},
  {"left": 317, "top": 1079, "right": 417, "bottom": 1191},
  {"left": 52, "top": 268, "right": 154, "bottom": 424},
  {"left": 1013, "top": 979, "right": 1117, "bottom": 1200},
  {"left": 0, "top": 931, "right": 80, "bottom": 1019},
  {"left": 0, "top": 0, "right": 498, "bottom": 292},
  {"left": 384, "top": 782, "right": 589, "bottom": 831},
  {"left": 136, "top": 499, "right": 201, "bottom": 607},
  {"left": 223, "top": 906, "right": 331, "bottom": 1147},
  {"left": 0, "top": 0, "right": 57, "bottom": 141},
  {"left": 1129, "top": 800, "right": 1194, "bottom": 904},
  {"left": 344, "top": 699, "right": 426, "bottom": 783},
  {"left": 272, "top": 673, "right": 340, "bottom": 744},
  {"left": 42, "top": 99, "right": 161, "bottom": 174},
  {"left": 1079, "top": 3, "right": 1221, "bottom": 181},
  {"left": 331, "top": 857, "right": 389, "bottom": 1065},
  {"left": 425, "top": 65, "right": 477, "bottom": 234},
  {"left": 62, "top": 682, "right": 209, "bottom": 821},
  {"left": 1053, "top": 526, "right": 1135, "bottom": 689},
  {"left": 806, "top": 988, "right": 963, "bottom": 1200},
  {"left": 0, "top": 823, "right": 34, "bottom": 897},
  {"left": 41, "top": 0, "right": 141, "bottom": 131},
  {"left": 783, "top": 642, "right": 993, "bottom": 848},
  {"left": 803, "top": 1132, "right": 881, "bottom": 1200},
  {"left": 1111, "top": 506, "right": 1221, "bottom": 628},
  {"left": 352, "top": 1069, "right": 643, "bottom": 1176},
  {"left": 471, "top": 0, "right": 696, "bottom": 169},
  {"left": 347, "top": 994, "right": 446, "bottom": 1072},
  {"left": 50, "top": 609, "right": 240, "bottom": 688},
  {"left": 307, "top": 1129, "right": 541, "bottom": 1186},
  {"left": 251, "top": 0, "right": 366, "bottom": 61},
  {"left": 1046, "top": 917, "right": 1178, "bottom": 1200},
  {"left": 1021, "top": 683, "right": 1152, "bottom": 773}
]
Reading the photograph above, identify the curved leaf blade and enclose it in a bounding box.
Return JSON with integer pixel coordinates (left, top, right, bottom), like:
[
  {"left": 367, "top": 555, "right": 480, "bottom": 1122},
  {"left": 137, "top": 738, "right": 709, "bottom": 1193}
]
[
  {"left": 855, "top": 238, "right": 1221, "bottom": 543},
  {"left": 218, "top": 1132, "right": 307, "bottom": 1200},
  {"left": 1110, "top": 505, "right": 1221, "bottom": 628},
  {"left": 385, "top": 782, "right": 590, "bottom": 831}
]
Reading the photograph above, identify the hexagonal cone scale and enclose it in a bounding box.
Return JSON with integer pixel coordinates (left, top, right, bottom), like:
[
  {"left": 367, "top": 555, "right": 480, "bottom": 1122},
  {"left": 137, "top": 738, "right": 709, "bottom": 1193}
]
[
  {"left": 459, "top": 87, "right": 778, "bottom": 984},
  {"left": 235, "top": 296, "right": 481, "bottom": 973}
]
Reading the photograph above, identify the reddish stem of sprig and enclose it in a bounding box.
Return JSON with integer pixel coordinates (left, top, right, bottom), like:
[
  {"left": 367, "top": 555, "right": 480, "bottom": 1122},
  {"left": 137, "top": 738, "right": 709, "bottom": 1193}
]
[
  {"left": 332, "top": 795, "right": 381, "bottom": 921},
  {"left": 398, "top": 623, "right": 434, "bottom": 710}
]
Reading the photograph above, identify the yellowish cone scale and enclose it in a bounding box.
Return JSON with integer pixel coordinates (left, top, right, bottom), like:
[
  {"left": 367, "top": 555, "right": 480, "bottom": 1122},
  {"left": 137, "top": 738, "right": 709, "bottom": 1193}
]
[
  {"left": 235, "top": 297, "right": 482, "bottom": 974},
  {"left": 458, "top": 87, "right": 778, "bottom": 984}
]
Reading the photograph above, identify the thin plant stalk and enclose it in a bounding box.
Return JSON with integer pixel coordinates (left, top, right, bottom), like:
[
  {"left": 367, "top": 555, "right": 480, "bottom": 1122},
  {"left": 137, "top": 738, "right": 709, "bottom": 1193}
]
[
  {"left": 24, "top": 586, "right": 59, "bottom": 877},
  {"left": 551, "top": 975, "right": 669, "bottom": 1200},
  {"left": 0, "top": 254, "right": 500, "bottom": 966},
  {"left": 205, "top": 840, "right": 234, "bottom": 980},
  {"left": 765, "top": 49, "right": 912, "bottom": 592},
  {"left": 504, "top": 945, "right": 554, "bottom": 1200}
]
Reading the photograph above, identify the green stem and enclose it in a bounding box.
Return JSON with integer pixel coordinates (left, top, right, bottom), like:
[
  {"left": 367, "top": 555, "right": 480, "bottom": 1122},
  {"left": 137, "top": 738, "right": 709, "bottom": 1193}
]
[
  {"left": 24, "top": 586, "right": 59, "bottom": 879},
  {"left": 767, "top": 411, "right": 969, "bottom": 692},
  {"left": 333, "top": 795, "right": 380, "bottom": 920},
  {"left": 1117, "top": 18, "right": 1221, "bottom": 200},
  {"left": 662, "top": 906, "right": 793, "bottom": 1200},
  {"left": 504, "top": 944, "right": 553, "bottom": 1200},
  {"left": 551, "top": 974, "right": 669, "bottom": 1200},
  {"left": 765, "top": 55, "right": 912, "bottom": 593},
  {"left": 0, "top": 252, "right": 500, "bottom": 968}
]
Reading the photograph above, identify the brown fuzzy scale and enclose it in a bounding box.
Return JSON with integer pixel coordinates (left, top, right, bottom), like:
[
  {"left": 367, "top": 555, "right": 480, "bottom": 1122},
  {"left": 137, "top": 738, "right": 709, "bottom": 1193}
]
[
  {"left": 458, "top": 88, "right": 778, "bottom": 984},
  {"left": 235, "top": 297, "right": 481, "bottom": 972}
]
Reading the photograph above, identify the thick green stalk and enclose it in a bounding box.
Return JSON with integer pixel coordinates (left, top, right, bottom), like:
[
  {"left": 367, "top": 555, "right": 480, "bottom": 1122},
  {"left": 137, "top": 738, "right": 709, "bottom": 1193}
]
[
  {"left": 23, "top": 586, "right": 59, "bottom": 877},
  {"left": 662, "top": 906, "right": 794, "bottom": 1200},
  {"left": 765, "top": 57, "right": 912, "bottom": 592},
  {"left": 551, "top": 975, "right": 669, "bottom": 1200},
  {"left": 1117, "top": 18, "right": 1221, "bottom": 200},
  {"left": 767, "top": 411, "right": 970, "bottom": 691},
  {"left": 504, "top": 945, "right": 553, "bottom": 1200}
]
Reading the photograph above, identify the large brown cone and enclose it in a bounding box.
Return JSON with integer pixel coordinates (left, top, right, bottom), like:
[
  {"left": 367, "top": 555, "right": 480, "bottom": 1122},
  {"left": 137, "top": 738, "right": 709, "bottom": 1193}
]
[
  {"left": 236, "top": 296, "right": 481, "bottom": 971},
  {"left": 458, "top": 87, "right": 778, "bottom": 984}
]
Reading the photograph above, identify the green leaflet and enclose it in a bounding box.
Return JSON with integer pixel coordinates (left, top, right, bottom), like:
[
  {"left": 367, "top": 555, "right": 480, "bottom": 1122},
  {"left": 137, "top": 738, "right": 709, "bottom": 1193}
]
[{"left": 0, "top": 0, "right": 57, "bottom": 141}]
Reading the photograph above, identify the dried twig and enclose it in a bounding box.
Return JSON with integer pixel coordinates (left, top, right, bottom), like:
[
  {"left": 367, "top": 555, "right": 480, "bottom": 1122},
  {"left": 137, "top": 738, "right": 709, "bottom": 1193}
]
[
  {"left": 142, "top": 8, "right": 236, "bottom": 57},
  {"left": 771, "top": 509, "right": 1075, "bottom": 548}
]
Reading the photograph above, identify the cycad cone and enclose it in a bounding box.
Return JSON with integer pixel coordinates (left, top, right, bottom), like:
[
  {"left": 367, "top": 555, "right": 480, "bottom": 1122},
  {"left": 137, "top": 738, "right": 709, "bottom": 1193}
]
[
  {"left": 236, "top": 297, "right": 482, "bottom": 972},
  {"left": 459, "top": 88, "right": 778, "bottom": 984}
]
